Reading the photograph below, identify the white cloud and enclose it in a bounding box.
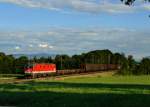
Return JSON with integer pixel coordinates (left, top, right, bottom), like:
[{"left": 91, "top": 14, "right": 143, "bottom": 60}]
[
  {"left": 0, "top": 0, "right": 136, "bottom": 14},
  {"left": 80, "top": 32, "right": 99, "bottom": 36},
  {"left": 15, "top": 46, "right": 20, "bottom": 50},
  {"left": 38, "top": 43, "right": 53, "bottom": 49},
  {"left": 49, "top": 45, "right": 54, "bottom": 49},
  {"left": 29, "top": 44, "right": 33, "bottom": 48},
  {"left": 38, "top": 43, "right": 48, "bottom": 48},
  {"left": 0, "top": 27, "right": 150, "bottom": 59},
  {"left": 141, "top": 4, "right": 150, "bottom": 10},
  {"left": 117, "top": 43, "right": 128, "bottom": 48}
]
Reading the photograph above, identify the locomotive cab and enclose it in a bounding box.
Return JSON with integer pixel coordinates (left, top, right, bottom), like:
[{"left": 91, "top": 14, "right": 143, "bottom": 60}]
[{"left": 24, "top": 63, "right": 34, "bottom": 74}]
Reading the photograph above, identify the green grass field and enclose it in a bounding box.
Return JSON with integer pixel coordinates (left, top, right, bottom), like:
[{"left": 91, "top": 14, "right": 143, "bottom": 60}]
[{"left": 0, "top": 72, "right": 150, "bottom": 107}]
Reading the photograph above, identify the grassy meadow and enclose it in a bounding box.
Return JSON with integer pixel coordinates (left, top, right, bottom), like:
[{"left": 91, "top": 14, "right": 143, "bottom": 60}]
[{"left": 0, "top": 72, "right": 150, "bottom": 107}]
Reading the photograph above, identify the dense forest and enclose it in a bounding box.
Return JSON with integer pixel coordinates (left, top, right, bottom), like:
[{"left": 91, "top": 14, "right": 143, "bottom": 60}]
[{"left": 0, "top": 49, "right": 150, "bottom": 75}]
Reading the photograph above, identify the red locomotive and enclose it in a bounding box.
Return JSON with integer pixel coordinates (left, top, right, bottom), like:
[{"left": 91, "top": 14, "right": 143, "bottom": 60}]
[{"left": 25, "top": 63, "right": 56, "bottom": 78}]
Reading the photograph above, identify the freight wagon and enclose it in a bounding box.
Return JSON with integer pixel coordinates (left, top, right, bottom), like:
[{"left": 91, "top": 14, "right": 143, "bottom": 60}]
[
  {"left": 56, "top": 69, "right": 85, "bottom": 75},
  {"left": 81, "top": 64, "right": 119, "bottom": 72}
]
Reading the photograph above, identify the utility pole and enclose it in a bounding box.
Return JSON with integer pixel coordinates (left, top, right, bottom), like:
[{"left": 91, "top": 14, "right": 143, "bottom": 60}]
[
  {"left": 92, "top": 54, "right": 95, "bottom": 64},
  {"left": 60, "top": 55, "right": 62, "bottom": 70}
]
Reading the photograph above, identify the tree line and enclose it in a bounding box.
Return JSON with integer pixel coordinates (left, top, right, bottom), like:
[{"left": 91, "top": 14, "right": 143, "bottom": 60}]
[{"left": 0, "top": 49, "right": 150, "bottom": 75}]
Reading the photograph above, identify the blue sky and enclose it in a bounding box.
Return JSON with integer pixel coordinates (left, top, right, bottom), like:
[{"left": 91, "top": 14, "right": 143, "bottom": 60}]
[{"left": 0, "top": 0, "right": 150, "bottom": 59}]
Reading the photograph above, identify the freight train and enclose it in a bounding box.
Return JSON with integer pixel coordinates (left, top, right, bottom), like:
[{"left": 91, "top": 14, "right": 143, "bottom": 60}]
[{"left": 24, "top": 63, "right": 120, "bottom": 78}]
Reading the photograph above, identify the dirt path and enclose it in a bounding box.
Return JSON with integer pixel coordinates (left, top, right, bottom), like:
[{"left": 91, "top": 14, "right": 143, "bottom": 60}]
[{"left": 53, "top": 70, "right": 117, "bottom": 80}]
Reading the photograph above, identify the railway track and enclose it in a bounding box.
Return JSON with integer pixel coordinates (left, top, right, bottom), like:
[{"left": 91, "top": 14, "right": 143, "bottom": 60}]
[{"left": 9, "top": 70, "right": 117, "bottom": 84}]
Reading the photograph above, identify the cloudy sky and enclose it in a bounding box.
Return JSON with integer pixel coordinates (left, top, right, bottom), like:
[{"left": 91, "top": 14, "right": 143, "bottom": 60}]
[{"left": 0, "top": 0, "right": 150, "bottom": 59}]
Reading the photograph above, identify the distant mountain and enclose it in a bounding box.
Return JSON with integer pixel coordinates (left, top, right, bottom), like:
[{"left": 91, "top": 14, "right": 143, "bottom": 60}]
[{"left": 13, "top": 53, "right": 56, "bottom": 59}]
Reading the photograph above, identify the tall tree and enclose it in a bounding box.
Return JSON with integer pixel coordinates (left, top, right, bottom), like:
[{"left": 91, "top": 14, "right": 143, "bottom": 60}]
[
  {"left": 14, "top": 56, "right": 28, "bottom": 74},
  {"left": 138, "top": 58, "right": 150, "bottom": 74}
]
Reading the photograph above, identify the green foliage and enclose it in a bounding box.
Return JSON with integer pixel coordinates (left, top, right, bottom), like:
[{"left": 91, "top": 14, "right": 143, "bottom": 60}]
[
  {"left": 84, "top": 50, "right": 113, "bottom": 64},
  {"left": 0, "top": 53, "right": 15, "bottom": 74},
  {"left": 54, "top": 55, "right": 74, "bottom": 70},
  {"left": 121, "top": 0, "right": 150, "bottom": 5},
  {"left": 138, "top": 58, "right": 150, "bottom": 74},
  {"left": 14, "top": 56, "right": 28, "bottom": 74}
]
